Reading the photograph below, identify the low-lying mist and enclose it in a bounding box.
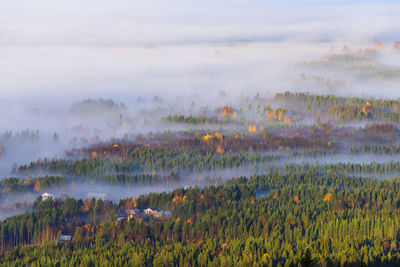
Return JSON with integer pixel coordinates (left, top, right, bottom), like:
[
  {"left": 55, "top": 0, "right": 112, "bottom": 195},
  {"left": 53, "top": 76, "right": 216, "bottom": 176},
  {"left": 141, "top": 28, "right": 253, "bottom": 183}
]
[
  {"left": 0, "top": 166, "right": 266, "bottom": 220},
  {"left": 2, "top": 0, "right": 400, "bottom": 222}
]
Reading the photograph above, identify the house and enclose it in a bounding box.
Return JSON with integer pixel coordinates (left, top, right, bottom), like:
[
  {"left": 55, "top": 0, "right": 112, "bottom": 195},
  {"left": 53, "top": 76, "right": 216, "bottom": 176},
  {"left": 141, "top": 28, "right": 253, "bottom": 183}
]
[
  {"left": 144, "top": 208, "right": 155, "bottom": 214},
  {"left": 117, "top": 217, "right": 127, "bottom": 224},
  {"left": 144, "top": 208, "right": 163, "bottom": 219},
  {"left": 42, "top": 192, "right": 54, "bottom": 201},
  {"left": 60, "top": 235, "right": 72, "bottom": 242},
  {"left": 87, "top": 192, "right": 107, "bottom": 200}
]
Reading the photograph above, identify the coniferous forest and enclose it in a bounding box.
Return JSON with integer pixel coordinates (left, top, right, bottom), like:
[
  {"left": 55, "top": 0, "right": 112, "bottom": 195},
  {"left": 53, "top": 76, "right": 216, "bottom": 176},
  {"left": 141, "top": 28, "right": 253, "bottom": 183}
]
[
  {"left": 4, "top": 90, "right": 400, "bottom": 266},
  {"left": 3, "top": 1, "right": 400, "bottom": 266}
]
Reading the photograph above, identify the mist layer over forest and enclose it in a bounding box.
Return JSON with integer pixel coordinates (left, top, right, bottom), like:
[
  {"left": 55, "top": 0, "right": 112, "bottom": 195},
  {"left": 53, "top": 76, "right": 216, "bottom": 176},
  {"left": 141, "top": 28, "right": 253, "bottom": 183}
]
[
  {"left": 2, "top": 41, "right": 400, "bottom": 217},
  {"left": 2, "top": 1, "right": 400, "bottom": 266}
]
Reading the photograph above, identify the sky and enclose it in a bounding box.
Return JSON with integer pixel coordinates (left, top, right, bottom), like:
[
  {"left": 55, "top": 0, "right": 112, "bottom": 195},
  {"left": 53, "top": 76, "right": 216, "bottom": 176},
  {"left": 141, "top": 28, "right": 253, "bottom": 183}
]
[
  {"left": 1, "top": 0, "right": 400, "bottom": 102},
  {"left": 2, "top": 0, "right": 400, "bottom": 46}
]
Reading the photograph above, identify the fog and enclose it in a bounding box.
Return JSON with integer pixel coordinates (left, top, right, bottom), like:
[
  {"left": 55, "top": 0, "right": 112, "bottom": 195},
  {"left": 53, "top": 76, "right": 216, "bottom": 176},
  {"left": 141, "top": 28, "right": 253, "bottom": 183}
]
[
  {"left": 0, "top": 167, "right": 264, "bottom": 220},
  {"left": 2, "top": 0, "right": 400, "bottom": 46},
  {"left": 2, "top": 0, "right": 400, "bottom": 219},
  {"left": 2, "top": 0, "right": 400, "bottom": 101},
  {"left": 285, "top": 154, "right": 400, "bottom": 166}
]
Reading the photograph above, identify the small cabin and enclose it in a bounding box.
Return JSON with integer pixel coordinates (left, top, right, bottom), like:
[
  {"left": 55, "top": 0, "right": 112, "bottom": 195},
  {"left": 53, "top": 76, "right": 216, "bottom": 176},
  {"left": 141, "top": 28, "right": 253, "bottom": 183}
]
[
  {"left": 60, "top": 235, "right": 72, "bottom": 242},
  {"left": 144, "top": 208, "right": 163, "bottom": 219},
  {"left": 42, "top": 192, "right": 54, "bottom": 201},
  {"left": 144, "top": 208, "right": 155, "bottom": 214},
  {"left": 117, "top": 217, "right": 127, "bottom": 224}
]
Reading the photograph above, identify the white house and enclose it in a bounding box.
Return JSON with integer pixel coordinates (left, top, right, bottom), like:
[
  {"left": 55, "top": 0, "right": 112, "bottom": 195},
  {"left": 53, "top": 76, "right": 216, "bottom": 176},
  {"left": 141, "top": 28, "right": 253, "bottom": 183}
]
[
  {"left": 144, "top": 208, "right": 155, "bottom": 214},
  {"left": 145, "top": 208, "right": 163, "bottom": 219},
  {"left": 60, "top": 235, "right": 72, "bottom": 241},
  {"left": 42, "top": 192, "right": 54, "bottom": 201}
]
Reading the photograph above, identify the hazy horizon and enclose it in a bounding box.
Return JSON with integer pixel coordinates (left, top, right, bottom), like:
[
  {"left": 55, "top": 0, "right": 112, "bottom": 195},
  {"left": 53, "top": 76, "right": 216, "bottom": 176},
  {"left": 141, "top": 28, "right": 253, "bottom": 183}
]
[{"left": 2, "top": 0, "right": 400, "bottom": 103}]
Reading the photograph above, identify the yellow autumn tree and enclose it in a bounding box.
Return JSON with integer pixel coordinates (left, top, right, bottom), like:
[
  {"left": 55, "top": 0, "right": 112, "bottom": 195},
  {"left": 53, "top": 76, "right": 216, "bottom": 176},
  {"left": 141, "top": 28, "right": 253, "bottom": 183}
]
[
  {"left": 221, "top": 243, "right": 229, "bottom": 249},
  {"left": 221, "top": 106, "right": 235, "bottom": 117},
  {"left": 33, "top": 180, "right": 41, "bottom": 191},
  {"left": 222, "top": 108, "right": 227, "bottom": 117},
  {"left": 248, "top": 125, "right": 257, "bottom": 133},
  {"left": 216, "top": 145, "right": 225, "bottom": 154},
  {"left": 266, "top": 109, "right": 275, "bottom": 121},
  {"left": 262, "top": 253, "right": 271, "bottom": 262},
  {"left": 202, "top": 134, "right": 213, "bottom": 141},
  {"left": 323, "top": 193, "right": 333, "bottom": 202},
  {"left": 277, "top": 109, "right": 283, "bottom": 122},
  {"left": 214, "top": 132, "right": 223, "bottom": 141},
  {"left": 24, "top": 177, "right": 33, "bottom": 185},
  {"left": 203, "top": 132, "right": 223, "bottom": 141},
  {"left": 361, "top": 105, "right": 367, "bottom": 114},
  {"left": 130, "top": 197, "right": 138, "bottom": 208}
]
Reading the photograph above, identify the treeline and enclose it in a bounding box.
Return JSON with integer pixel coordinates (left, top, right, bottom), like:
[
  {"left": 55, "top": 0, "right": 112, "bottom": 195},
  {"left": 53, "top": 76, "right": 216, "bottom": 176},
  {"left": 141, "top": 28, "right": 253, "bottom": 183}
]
[
  {"left": 0, "top": 176, "right": 66, "bottom": 195},
  {"left": 19, "top": 147, "right": 278, "bottom": 176},
  {"left": 163, "top": 114, "right": 236, "bottom": 125},
  {"left": 275, "top": 91, "right": 400, "bottom": 124},
  {"left": 295, "top": 46, "right": 400, "bottom": 80},
  {"left": 0, "top": 173, "right": 181, "bottom": 197},
  {"left": 16, "top": 156, "right": 400, "bottom": 185},
  {"left": 16, "top": 157, "right": 400, "bottom": 190},
  {"left": 66, "top": 127, "right": 400, "bottom": 164},
  {"left": 69, "top": 98, "right": 126, "bottom": 117},
  {"left": 0, "top": 129, "right": 40, "bottom": 142},
  {"left": 264, "top": 161, "right": 400, "bottom": 178},
  {"left": 350, "top": 145, "right": 400, "bottom": 155},
  {"left": 67, "top": 132, "right": 333, "bottom": 159},
  {"left": 4, "top": 171, "right": 400, "bottom": 265},
  {"left": 65, "top": 124, "right": 400, "bottom": 162}
]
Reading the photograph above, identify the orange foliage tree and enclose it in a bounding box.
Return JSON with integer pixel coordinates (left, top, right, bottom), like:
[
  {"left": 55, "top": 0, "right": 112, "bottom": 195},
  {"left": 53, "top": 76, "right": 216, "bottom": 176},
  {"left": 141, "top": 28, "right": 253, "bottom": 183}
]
[{"left": 33, "top": 180, "right": 41, "bottom": 191}]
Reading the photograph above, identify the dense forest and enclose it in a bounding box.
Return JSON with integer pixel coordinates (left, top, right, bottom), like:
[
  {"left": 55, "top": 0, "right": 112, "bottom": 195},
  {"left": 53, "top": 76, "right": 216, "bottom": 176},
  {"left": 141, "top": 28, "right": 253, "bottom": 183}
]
[
  {"left": 2, "top": 171, "right": 400, "bottom": 266},
  {"left": 4, "top": 88, "right": 400, "bottom": 266},
  {"left": 3, "top": 1, "right": 400, "bottom": 264}
]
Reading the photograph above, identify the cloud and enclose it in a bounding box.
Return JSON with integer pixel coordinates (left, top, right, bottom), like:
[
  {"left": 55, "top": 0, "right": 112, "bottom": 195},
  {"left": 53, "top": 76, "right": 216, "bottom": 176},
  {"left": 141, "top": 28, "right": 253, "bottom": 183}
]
[
  {"left": 1, "top": 0, "right": 400, "bottom": 46},
  {"left": 1, "top": 1, "right": 400, "bottom": 133},
  {"left": 1, "top": 0, "right": 400, "bottom": 102}
]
